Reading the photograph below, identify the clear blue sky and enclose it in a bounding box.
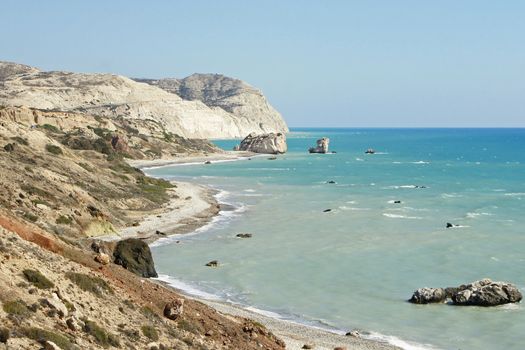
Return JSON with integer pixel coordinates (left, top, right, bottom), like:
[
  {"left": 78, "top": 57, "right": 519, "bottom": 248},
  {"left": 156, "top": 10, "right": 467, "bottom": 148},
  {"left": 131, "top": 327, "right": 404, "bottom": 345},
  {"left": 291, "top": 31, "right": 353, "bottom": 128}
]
[{"left": 1, "top": 0, "right": 524, "bottom": 127}]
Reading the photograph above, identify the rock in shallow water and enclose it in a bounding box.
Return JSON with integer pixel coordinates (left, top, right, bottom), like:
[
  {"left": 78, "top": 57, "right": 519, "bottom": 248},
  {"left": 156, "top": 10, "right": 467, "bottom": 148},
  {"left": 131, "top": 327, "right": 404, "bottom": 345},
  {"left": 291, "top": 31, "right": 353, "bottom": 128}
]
[
  {"left": 409, "top": 287, "right": 446, "bottom": 304},
  {"left": 308, "top": 138, "right": 329, "bottom": 154},
  {"left": 410, "top": 279, "right": 522, "bottom": 307}
]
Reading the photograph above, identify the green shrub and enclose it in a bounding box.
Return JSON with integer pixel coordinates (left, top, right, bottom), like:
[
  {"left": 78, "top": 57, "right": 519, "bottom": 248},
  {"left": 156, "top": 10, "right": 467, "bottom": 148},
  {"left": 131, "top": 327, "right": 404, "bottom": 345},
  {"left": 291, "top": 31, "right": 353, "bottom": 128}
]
[
  {"left": 45, "top": 144, "right": 63, "bottom": 155},
  {"left": 41, "top": 124, "right": 61, "bottom": 133},
  {"left": 23, "top": 269, "right": 54, "bottom": 289},
  {"left": 23, "top": 212, "right": 38, "bottom": 222},
  {"left": 177, "top": 319, "right": 202, "bottom": 335},
  {"left": 11, "top": 136, "right": 29, "bottom": 145},
  {"left": 56, "top": 215, "right": 73, "bottom": 225},
  {"left": 22, "top": 327, "right": 75, "bottom": 350},
  {"left": 83, "top": 319, "right": 120, "bottom": 347},
  {"left": 2, "top": 299, "right": 31, "bottom": 318},
  {"left": 141, "top": 325, "right": 159, "bottom": 341},
  {"left": 65, "top": 272, "right": 112, "bottom": 297}
]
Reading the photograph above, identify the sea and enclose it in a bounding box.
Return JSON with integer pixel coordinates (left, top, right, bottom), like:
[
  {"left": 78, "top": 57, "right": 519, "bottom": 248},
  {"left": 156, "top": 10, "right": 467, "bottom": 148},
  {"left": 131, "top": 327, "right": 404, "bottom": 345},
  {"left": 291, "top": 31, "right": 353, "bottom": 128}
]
[{"left": 146, "top": 128, "right": 525, "bottom": 350}]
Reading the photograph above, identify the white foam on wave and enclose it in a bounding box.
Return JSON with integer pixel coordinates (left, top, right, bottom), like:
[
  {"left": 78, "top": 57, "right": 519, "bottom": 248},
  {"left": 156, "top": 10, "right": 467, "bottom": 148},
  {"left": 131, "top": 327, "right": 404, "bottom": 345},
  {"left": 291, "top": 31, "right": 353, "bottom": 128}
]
[
  {"left": 366, "top": 331, "right": 440, "bottom": 350},
  {"left": 155, "top": 274, "right": 221, "bottom": 300},
  {"left": 504, "top": 192, "right": 525, "bottom": 197},
  {"left": 411, "top": 161, "right": 430, "bottom": 164},
  {"left": 383, "top": 213, "right": 422, "bottom": 219},
  {"left": 441, "top": 193, "right": 463, "bottom": 198},
  {"left": 244, "top": 189, "right": 256, "bottom": 192},
  {"left": 339, "top": 206, "right": 370, "bottom": 211},
  {"left": 384, "top": 185, "right": 420, "bottom": 189},
  {"left": 466, "top": 212, "right": 493, "bottom": 219},
  {"left": 356, "top": 157, "right": 364, "bottom": 161}
]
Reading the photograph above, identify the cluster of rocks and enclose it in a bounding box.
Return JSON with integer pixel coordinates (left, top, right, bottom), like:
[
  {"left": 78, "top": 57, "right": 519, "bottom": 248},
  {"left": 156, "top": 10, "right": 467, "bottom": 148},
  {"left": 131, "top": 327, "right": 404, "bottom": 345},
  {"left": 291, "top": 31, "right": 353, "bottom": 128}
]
[
  {"left": 409, "top": 279, "right": 522, "bottom": 307},
  {"left": 235, "top": 132, "right": 287, "bottom": 154}
]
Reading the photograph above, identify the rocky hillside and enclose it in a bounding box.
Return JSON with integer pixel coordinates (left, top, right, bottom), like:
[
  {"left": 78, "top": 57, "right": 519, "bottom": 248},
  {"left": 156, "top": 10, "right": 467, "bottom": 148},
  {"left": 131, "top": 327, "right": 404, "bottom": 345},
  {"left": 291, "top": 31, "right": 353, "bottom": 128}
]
[
  {"left": 0, "top": 61, "right": 288, "bottom": 139},
  {"left": 136, "top": 74, "right": 288, "bottom": 136},
  {"left": 0, "top": 106, "right": 219, "bottom": 241}
]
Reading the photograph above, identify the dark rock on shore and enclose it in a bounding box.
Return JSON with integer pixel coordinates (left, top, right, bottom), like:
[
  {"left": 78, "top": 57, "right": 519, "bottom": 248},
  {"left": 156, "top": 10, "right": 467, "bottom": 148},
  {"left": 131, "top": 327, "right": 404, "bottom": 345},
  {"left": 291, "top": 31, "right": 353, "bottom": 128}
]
[
  {"left": 236, "top": 233, "right": 252, "bottom": 238},
  {"left": 410, "top": 279, "right": 522, "bottom": 307},
  {"left": 113, "top": 238, "right": 158, "bottom": 278}
]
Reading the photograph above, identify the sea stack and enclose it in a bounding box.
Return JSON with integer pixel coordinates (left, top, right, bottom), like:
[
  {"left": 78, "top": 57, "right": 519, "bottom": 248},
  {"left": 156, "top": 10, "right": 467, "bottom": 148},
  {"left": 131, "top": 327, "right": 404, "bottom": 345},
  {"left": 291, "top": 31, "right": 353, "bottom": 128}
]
[
  {"left": 309, "top": 137, "right": 329, "bottom": 154},
  {"left": 237, "top": 132, "right": 287, "bottom": 154}
]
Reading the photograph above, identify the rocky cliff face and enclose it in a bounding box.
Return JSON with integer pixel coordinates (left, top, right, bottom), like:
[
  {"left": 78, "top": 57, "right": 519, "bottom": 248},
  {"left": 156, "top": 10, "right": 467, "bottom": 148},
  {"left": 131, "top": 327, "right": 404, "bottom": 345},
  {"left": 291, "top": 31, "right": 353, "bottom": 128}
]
[
  {"left": 0, "top": 61, "right": 288, "bottom": 139},
  {"left": 137, "top": 74, "right": 288, "bottom": 136}
]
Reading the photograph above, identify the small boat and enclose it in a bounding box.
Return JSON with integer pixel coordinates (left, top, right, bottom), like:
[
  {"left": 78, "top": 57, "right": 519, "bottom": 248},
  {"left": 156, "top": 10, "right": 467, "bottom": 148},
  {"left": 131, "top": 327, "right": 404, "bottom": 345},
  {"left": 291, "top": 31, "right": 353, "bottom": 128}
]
[{"left": 365, "top": 148, "right": 375, "bottom": 154}]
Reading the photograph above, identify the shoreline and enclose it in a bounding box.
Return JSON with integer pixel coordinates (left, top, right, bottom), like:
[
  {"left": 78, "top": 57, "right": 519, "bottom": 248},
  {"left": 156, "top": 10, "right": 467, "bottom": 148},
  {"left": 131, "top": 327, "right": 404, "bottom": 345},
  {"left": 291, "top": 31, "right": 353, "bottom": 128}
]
[{"left": 127, "top": 152, "right": 404, "bottom": 350}]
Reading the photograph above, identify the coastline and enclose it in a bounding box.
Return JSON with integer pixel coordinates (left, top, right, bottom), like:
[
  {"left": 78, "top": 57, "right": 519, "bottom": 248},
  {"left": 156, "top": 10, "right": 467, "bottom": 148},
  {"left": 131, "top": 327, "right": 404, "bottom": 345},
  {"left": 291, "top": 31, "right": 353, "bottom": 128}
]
[{"left": 124, "top": 152, "right": 403, "bottom": 350}]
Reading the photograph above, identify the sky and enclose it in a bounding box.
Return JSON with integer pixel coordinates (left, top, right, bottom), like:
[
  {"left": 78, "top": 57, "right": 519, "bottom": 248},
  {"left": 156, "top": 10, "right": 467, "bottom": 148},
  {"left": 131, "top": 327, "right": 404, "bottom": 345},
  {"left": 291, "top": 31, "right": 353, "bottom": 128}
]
[{"left": 1, "top": 0, "right": 524, "bottom": 127}]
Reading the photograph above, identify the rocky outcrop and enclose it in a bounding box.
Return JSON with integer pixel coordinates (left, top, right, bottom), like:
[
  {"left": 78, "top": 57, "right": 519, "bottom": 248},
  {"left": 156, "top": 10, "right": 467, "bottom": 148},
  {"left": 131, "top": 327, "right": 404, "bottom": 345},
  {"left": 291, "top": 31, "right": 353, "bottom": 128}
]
[
  {"left": 409, "top": 279, "right": 522, "bottom": 307},
  {"left": 0, "top": 61, "right": 288, "bottom": 139},
  {"left": 113, "top": 238, "right": 157, "bottom": 278},
  {"left": 163, "top": 299, "right": 184, "bottom": 320},
  {"left": 136, "top": 74, "right": 288, "bottom": 136},
  {"left": 238, "top": 132, "right": 287, "bottom": 154},
  {"left": 308, "top": 138, "right": 329, "bottom": 154}
]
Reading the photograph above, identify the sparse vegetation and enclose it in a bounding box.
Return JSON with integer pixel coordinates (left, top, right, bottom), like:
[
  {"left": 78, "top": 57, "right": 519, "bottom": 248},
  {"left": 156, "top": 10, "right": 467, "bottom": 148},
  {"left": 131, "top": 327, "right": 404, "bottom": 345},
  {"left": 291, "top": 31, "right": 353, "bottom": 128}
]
[
  {"left": 178, "top": 319, "right": 202, "bottom": 335},
  {"left": 83, "top": 319, "right": 120, "bottom": 347},
  {"left": 45, "top": 143, "right": 63, "bottom": 155},
  {"left": 22, "top": 327, "right": 75, "bottom": 350},
  {"left": 136, "top": 176, "right": 174, "bottom": 204},
  {"left": 2, "top": 299, "right": 31, "bottom": 318},
  {"left": 141, "top": 325, "right": 159, "bottom": 341},
  {"left": 21, "top": 184, "right": 54, "bottom": 199},
  {"left": 23, "top": 269, "right": 54, "bottom": 289},
  {"left": 56, "top": 215, "right": 73, "bottom": 225},
  {"left": 65, "top": 272, "right": 113, "bottom": 297}
]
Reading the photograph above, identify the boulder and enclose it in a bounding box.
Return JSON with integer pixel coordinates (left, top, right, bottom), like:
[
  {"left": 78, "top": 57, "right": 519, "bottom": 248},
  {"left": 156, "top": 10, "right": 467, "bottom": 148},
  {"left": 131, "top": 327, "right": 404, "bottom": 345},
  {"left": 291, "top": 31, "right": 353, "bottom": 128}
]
[
  {"left": 95, "top": 252, "right": 110, "bottom": 265},
  {"left": 163, "top": 299, "right": 184, "bottom": 320},
  {"left": 205, "top": 260, "right": 218, "bottom": 267},
  {"left": 3, "top": 143, "right": 15, "bottom": 152},
  {"left": 451, "top": 279, "right": 522, "bottom": 306},
  {"left": 236, "top": 233, "right": 252, "bottom": 238},
  {"left": 113, "top": 238, "right": 158, "bottom": 278},
  {"left": 309, "top": 138, "right": 329, "bottom": 154},
  {"left": 45, "top": 293, "right": 68, "bottom": 318},
  {"left": 409, "top": 287, "right": 446, "bottom": 304},
  {"left": 238, "top": 132, "right": 287, "bottom": 154}
]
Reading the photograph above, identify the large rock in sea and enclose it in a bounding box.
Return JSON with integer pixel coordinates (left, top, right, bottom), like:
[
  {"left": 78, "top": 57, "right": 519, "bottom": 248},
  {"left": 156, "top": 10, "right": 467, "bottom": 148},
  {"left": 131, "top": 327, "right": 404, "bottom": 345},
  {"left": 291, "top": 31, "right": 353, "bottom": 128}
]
[
  {"left": 113, "top": 238, "right": 158, "bottom": 278},
  {"left": 238, "top": 132, "right": 287, "bottom": 154},
  {"left": 409, "top": 279, "right": 522, "bottom": 307},
  {"left": 451, "top": 279, "right": 522, "bottom": 306},
  {"left": 309, "top": 137, "right": 329, "bottom": 154}
]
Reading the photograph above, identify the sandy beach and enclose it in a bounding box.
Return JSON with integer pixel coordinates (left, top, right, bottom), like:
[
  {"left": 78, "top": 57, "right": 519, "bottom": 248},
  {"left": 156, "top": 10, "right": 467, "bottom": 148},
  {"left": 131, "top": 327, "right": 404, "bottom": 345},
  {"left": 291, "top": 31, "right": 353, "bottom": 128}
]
[{"left": 124, "top": 152, "right": 401, "bottom": 350}]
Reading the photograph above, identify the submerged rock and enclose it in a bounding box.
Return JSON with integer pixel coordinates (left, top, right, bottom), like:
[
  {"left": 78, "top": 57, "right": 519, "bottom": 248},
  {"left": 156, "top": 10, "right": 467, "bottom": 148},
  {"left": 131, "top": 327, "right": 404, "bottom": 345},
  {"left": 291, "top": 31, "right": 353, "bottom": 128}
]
[
  {"left": 308, "top": 138, "right": 329, "bottom": 154},
  {"left": 323, "top": 209, "right": 332, "bottom": 213},
  {"left": 113, "top": 238, "right": 158, "bottom": 278},
  {"left": 236, "top": 233, "right": 252, "bottom": 238},
  {"left": 205, "top": 260, "right": 219, "bottom": 267},
  {"left": 409, "top": 287, "right": 446, "bottom": 304},
  {"left": 237, "top": 132, "right": 287, "bottom": 154}
]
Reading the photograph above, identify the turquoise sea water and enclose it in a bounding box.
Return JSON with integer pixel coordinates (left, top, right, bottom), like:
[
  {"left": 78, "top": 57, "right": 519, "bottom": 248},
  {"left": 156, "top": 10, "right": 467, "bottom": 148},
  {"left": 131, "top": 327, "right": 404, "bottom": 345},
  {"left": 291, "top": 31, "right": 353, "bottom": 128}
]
[{"left": 148, "top": 128, "right": 525, "bottom": 350}]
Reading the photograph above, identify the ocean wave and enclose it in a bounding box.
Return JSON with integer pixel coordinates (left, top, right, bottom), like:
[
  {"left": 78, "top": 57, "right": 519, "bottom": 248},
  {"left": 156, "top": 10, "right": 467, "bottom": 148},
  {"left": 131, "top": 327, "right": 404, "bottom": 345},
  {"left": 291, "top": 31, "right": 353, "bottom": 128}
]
[
  {"left": 384, "top": 185, "right": 421, "bottom": 189},
  {"left": 367, "top": 331, "right": 440, "bottom": 350},
  {"left": 339, "top": 206, "right": 370, "bottom": 211},
  {"left": 244, "top": 189, "right": 256, "bottom": 192},
  {"left": 355, "top": 157, "right": 364, "bottom": 161},
  {"left": 411, "top": 161, "right": 430, "bottom": 164},
  {"left": 155, "top": 274, "right": 221, "bottom": 300},
  {"left": 504, "top": 192, "right": 525, "bottom": 197},
  {"left": 383, "top": 213, "right": 422, "bottom": 219},
  {"left": 441, "top": 193, "right": 463, "bottom": 198},
  {"left": 466, "top": 212, "right": 493, "bottom": 219}
]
